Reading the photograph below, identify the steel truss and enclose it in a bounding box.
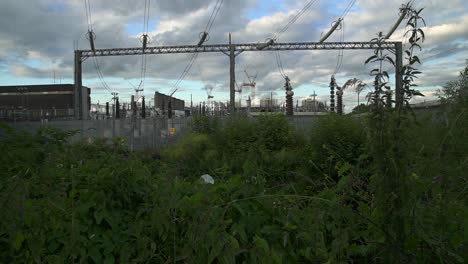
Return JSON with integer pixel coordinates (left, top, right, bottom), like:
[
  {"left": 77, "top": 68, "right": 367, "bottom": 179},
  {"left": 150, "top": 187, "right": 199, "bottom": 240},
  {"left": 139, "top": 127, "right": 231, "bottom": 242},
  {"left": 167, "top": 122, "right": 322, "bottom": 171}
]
[
  {"left": 79, "top": 41, "right": 399, "bottom": 58},
  {"left": 74, "top": 40, "right": 403, "bottom": 119}
]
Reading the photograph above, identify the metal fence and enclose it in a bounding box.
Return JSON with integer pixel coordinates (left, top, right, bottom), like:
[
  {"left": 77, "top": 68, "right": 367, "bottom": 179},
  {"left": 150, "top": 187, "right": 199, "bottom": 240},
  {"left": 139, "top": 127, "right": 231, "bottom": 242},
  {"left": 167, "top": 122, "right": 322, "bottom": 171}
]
[
  {"left": 8, "top": 117, "right": 192, "bottom": 151},
  {"left": 5, "top": 115, "right": 324, "bottom": 150}
]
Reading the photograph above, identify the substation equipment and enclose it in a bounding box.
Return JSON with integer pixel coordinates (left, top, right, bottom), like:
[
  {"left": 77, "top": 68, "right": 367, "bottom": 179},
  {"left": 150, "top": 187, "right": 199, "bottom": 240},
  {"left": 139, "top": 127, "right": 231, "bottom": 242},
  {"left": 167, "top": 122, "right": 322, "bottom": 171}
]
[{"left": 73, "top": 38, "right": 403, "bottom": 119}]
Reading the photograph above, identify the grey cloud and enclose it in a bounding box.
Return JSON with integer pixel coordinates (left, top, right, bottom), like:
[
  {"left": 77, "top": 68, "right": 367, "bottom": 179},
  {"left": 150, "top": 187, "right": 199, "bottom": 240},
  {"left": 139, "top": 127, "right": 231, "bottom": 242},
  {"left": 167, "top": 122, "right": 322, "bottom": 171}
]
[{"left": 0, "top": 0, "right": 466, "bottom": 110}]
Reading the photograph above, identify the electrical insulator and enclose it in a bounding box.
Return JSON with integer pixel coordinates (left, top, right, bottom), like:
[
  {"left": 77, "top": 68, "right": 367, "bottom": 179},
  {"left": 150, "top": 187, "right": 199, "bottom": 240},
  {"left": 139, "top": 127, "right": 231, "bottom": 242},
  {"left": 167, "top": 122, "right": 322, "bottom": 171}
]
[
  {"left": 384, "top": 6, "right": 409, "bottom": 39},
  {"left": 284, "top": 76, "right": 294, "bottom": 116},
  {"left": 116, "top": 98, "right": 120, "bottom": 119},
  {"left": 87, "top": 31, "right": 96, "bottom": 53},
  {"left": 105, "top": 102, "right": 109, "bottom": 116},
  {"left": 256, "top": 39, "right": 275, "bottom": 50},
  {"left": 319, "top": 18, "right": 343, "bottom": 44},
  {"left": 337, "top": 87, "right": 343, "bottom": 115},
  {"left": 142, "top": 34, "right": 148, "bottom": 50},
  {"left": 197, "top": 32, "right": 209, "bottom": 47},
  {"left": 141, "top": 96, "right": 146, "bottom": 119},
  {"left": 330, "top": 76, "right": 336, "bottom": 113}
]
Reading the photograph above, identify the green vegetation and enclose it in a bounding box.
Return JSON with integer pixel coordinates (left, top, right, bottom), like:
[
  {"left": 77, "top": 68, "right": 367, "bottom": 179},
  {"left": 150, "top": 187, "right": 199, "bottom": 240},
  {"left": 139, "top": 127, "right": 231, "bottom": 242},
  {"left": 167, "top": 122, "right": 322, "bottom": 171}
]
[{"left": 0, "top": 63, "right": 466, "bottom": 262}]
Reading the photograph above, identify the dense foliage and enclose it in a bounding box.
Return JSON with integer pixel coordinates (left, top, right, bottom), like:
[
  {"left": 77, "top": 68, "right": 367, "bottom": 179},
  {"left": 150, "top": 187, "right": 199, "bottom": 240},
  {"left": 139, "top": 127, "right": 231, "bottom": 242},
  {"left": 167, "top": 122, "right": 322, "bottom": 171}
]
[{"left": 1, "top": 65, "right": 467, "bottom": 262}]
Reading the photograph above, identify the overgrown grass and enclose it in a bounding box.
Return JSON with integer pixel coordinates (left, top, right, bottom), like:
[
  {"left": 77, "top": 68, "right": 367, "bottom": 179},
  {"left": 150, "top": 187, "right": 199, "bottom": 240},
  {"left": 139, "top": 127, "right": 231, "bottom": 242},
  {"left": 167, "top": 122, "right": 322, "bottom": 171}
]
[{"left": 0, "top": 81, "right": 467, "bottom": 262}]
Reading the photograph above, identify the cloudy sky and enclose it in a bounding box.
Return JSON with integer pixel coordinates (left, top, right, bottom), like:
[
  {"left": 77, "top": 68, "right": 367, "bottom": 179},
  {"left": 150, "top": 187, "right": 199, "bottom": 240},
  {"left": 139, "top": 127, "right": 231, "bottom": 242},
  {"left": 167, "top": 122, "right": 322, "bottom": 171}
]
[{"left": 0, "top": 0, "right": 466, "bottom": 111}]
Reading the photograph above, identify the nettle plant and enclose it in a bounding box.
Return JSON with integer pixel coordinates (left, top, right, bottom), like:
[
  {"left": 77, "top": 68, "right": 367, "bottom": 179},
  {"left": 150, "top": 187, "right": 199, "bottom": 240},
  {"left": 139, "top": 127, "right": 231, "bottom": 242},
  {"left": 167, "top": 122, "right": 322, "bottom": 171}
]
[
  {"left": 401, "top": 7, "right": 426, "bottom": 107},
  {"left": 365, "top": 4, "right": 426, "bottom": 110},
  {"left": 365, "top": 32, "right": 394, "bottom": 110}
]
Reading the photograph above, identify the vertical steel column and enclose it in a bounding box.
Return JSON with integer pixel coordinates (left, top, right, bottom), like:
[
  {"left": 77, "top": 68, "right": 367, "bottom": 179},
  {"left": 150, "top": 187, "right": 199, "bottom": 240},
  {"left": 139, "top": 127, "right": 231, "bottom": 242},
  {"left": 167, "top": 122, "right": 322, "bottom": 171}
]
[
  {"left": 229, "top": 33, "right": 236, "bottom": 114},
  {"left": 74, "top": 50, "right": 82, "bottom": 119},
  {"left": 395, "top": 42, "right": 403, "bottom": 108}
]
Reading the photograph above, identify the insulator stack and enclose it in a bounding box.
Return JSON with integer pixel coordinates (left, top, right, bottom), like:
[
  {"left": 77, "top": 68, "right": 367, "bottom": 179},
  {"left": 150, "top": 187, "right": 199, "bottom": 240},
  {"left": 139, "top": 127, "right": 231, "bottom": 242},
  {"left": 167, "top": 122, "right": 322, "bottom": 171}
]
[
  {"left": 319, "top": 18, "right": 343, "bottom": 44},
  {"left": 87, "top": 31, "right": 96, "bottom": 53},
  {"left": 384, "top": 7, "right": 409, "bottom": 39},
  {"left": 284, "top": 76, "right": 294, "bottom": 116},
  {"left": 197, "top": 32, "right": 209, "bottom": 47},
  {"left": 329, "top": 76, "right": 335, "bottom": 113},
  {"left": 336, "top": 88, "right": 343, "bottom": 115},
  {"left": 115, "top": 98, "right": 120, "bottom": 119},
  {"left": 142, "top": 34, "right": 148, "bottom": 50},
  {"left": 141, "top": 96, "right": 146, "bottom": 119},
  {"left": 257, "top": 39, "right": 275, "bottom": 50},
  {"left": 131, "top": 95, "right": 137, "bottom": 117}
]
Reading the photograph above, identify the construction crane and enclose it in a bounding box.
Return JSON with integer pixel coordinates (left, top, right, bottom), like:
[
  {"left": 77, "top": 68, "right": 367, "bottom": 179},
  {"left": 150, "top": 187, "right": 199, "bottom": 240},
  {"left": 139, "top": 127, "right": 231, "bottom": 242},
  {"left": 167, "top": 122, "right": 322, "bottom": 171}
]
[{"left": 241, "top": 70, "right": 257, "bottom": 88}]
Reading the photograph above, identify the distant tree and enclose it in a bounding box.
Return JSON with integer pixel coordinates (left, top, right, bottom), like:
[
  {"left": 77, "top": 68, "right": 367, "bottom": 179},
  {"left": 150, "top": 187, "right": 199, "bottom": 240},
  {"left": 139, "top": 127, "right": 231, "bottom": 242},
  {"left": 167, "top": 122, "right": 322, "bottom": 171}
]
[
  {"left": 438, "top": 60, "right": 468, "bottom": 104},
  {"left": 351, "top": 103, "right": 370, "bottom": 114}
]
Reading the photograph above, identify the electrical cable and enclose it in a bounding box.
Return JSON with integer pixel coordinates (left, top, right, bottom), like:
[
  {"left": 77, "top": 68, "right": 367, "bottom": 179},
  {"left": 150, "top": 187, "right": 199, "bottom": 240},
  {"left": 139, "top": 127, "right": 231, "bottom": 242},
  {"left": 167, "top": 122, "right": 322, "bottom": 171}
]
[
  {"left": 273, "top": 0, "right": 320, "bottom": 41},
  {"left": 334, "top": 20, "right": 345, "bottom": 75},
  {"left": 138, "top": 0, "right": 151, "bottom": 94},
  {"left": 83, "top": 0, "right": 115, "bottom": 95},
  {"left": 205, "top": 0, "right": 224, "bottom": 34},
  {"left": 170, "top": 0, "right": 225, "bottom": 96},
  {"left": 339, "top": 0, "right": 357, "bottom": 19}
]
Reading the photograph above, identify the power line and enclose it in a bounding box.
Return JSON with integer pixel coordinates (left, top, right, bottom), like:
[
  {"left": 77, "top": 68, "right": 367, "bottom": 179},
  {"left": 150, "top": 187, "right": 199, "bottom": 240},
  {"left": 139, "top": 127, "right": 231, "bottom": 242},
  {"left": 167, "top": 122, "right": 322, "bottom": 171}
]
[
  {"left": 273, "top": 0, "right": 320, "bottom": 41},
  {"left": 138, "top": 0, "right": 151, "bottom": 93},
  {"left": 339, "top": 0, "right": 357, "bottom": 19},
  {"left": 170, "top": 0, "right": 225, "bottom": 96},
  {"left": 83, "top": 0, "right": 114, "bottom": 95},
  {"left": 334, "top": 20, "right": 345, "bottom": 75},
  {"left": 205, "top": 0, "right": 224, "bottom": 34}
]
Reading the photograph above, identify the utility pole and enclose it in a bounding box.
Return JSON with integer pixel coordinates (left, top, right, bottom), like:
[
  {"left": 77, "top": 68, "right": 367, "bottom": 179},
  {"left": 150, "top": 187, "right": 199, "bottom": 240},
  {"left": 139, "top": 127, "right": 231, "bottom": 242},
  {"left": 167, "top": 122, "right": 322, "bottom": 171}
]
[{"left": 311, "top": 91, "right": 317, "bottom": 112}]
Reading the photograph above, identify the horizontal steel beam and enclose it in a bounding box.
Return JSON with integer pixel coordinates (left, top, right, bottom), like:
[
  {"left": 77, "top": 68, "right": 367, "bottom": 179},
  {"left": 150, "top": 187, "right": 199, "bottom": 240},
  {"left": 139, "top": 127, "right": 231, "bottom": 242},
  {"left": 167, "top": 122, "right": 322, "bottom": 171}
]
[{"left": 79, "top": 41, "right": 399, "bottom": 58}]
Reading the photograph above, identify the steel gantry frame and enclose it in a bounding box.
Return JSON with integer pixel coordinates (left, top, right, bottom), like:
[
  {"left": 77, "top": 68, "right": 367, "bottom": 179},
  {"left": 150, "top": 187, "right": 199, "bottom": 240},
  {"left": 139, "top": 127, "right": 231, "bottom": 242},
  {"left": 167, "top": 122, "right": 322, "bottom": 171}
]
[{"left": 74, "top": 39, "right": 403, "bottom": 118}]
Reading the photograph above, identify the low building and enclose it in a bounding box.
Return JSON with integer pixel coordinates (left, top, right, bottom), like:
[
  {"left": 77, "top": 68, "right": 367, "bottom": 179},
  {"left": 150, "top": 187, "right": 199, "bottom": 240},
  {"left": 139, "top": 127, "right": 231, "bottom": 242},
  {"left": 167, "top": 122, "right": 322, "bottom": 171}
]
[
  {"left": 259, "top": 98, "right": 278, "bottom": 111},
  {"left": 301, "top": 98, "right": 327, "bottom": 112},
  {"left": 0, "top": 84, "right": 90, "bottom": 121},
  {"left": 154, "top": 92, "right": 185, "bottom": 116}
]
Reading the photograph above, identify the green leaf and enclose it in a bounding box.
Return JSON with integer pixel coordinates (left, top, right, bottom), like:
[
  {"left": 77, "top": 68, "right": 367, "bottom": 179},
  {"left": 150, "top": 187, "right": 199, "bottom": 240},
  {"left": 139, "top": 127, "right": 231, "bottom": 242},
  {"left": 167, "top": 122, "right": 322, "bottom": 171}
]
[
  {"left": 254, "top": 236, "right": 269, "bottom": 253},
  {"left": 386, "top": 56, "right": 395, "bottom": 66},
  {"left": 104, "top": 254, "right": 115, "bottom": 264},
  {"left": 365, "top": 55, "right": 378, "bottom": 64},
  {"left": 14, "top": 232, "right": 25, "bottom": 250},
  {"left": 89, "top": 246, "right": 102, "bottom": 263}
]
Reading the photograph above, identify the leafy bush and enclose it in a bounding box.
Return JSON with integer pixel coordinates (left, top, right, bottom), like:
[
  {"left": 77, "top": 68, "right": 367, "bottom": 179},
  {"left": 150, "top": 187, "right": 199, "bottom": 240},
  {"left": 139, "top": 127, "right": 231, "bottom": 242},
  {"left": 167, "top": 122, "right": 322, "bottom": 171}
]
[{"left": 305, "top": 115, "right": 365, "bottom": 181}]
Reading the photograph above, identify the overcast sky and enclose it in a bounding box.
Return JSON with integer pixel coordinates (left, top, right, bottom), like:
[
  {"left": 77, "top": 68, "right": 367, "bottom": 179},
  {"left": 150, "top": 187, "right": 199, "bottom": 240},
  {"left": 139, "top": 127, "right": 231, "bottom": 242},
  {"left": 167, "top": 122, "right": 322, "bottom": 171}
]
[{"left": 0, "top": 0, "right": 466, "bottom": 111}]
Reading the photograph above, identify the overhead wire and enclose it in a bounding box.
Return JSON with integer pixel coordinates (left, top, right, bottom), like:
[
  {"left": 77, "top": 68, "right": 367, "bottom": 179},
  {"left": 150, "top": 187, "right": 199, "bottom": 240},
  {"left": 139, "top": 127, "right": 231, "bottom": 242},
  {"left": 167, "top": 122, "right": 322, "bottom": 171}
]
[
  {"left": 273, "top": 0, "right": 320, "bottom": 41},
  {"left": 270, "top": 0, "right": 322, "bottom": 78},
  {"left": 83, "top": 0, "right": 115, "bottom": 95},
  {"left": 84, "top": 0, "right": 93, "bottom": 31},
  {"left": 339, "top": 0, "right": 357, "bottom": 19},
  {"left": 334, "top": 20, "right": 345, "bottom": 75},
  {"left": 138, "top": 0, "right": 151, "bottom": 93},
  {"left": 205, "top": 0, "right": 224, "bottom": 33},
  {"left": 169, "top": 0, "right": 225, "bottom": 96}
]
